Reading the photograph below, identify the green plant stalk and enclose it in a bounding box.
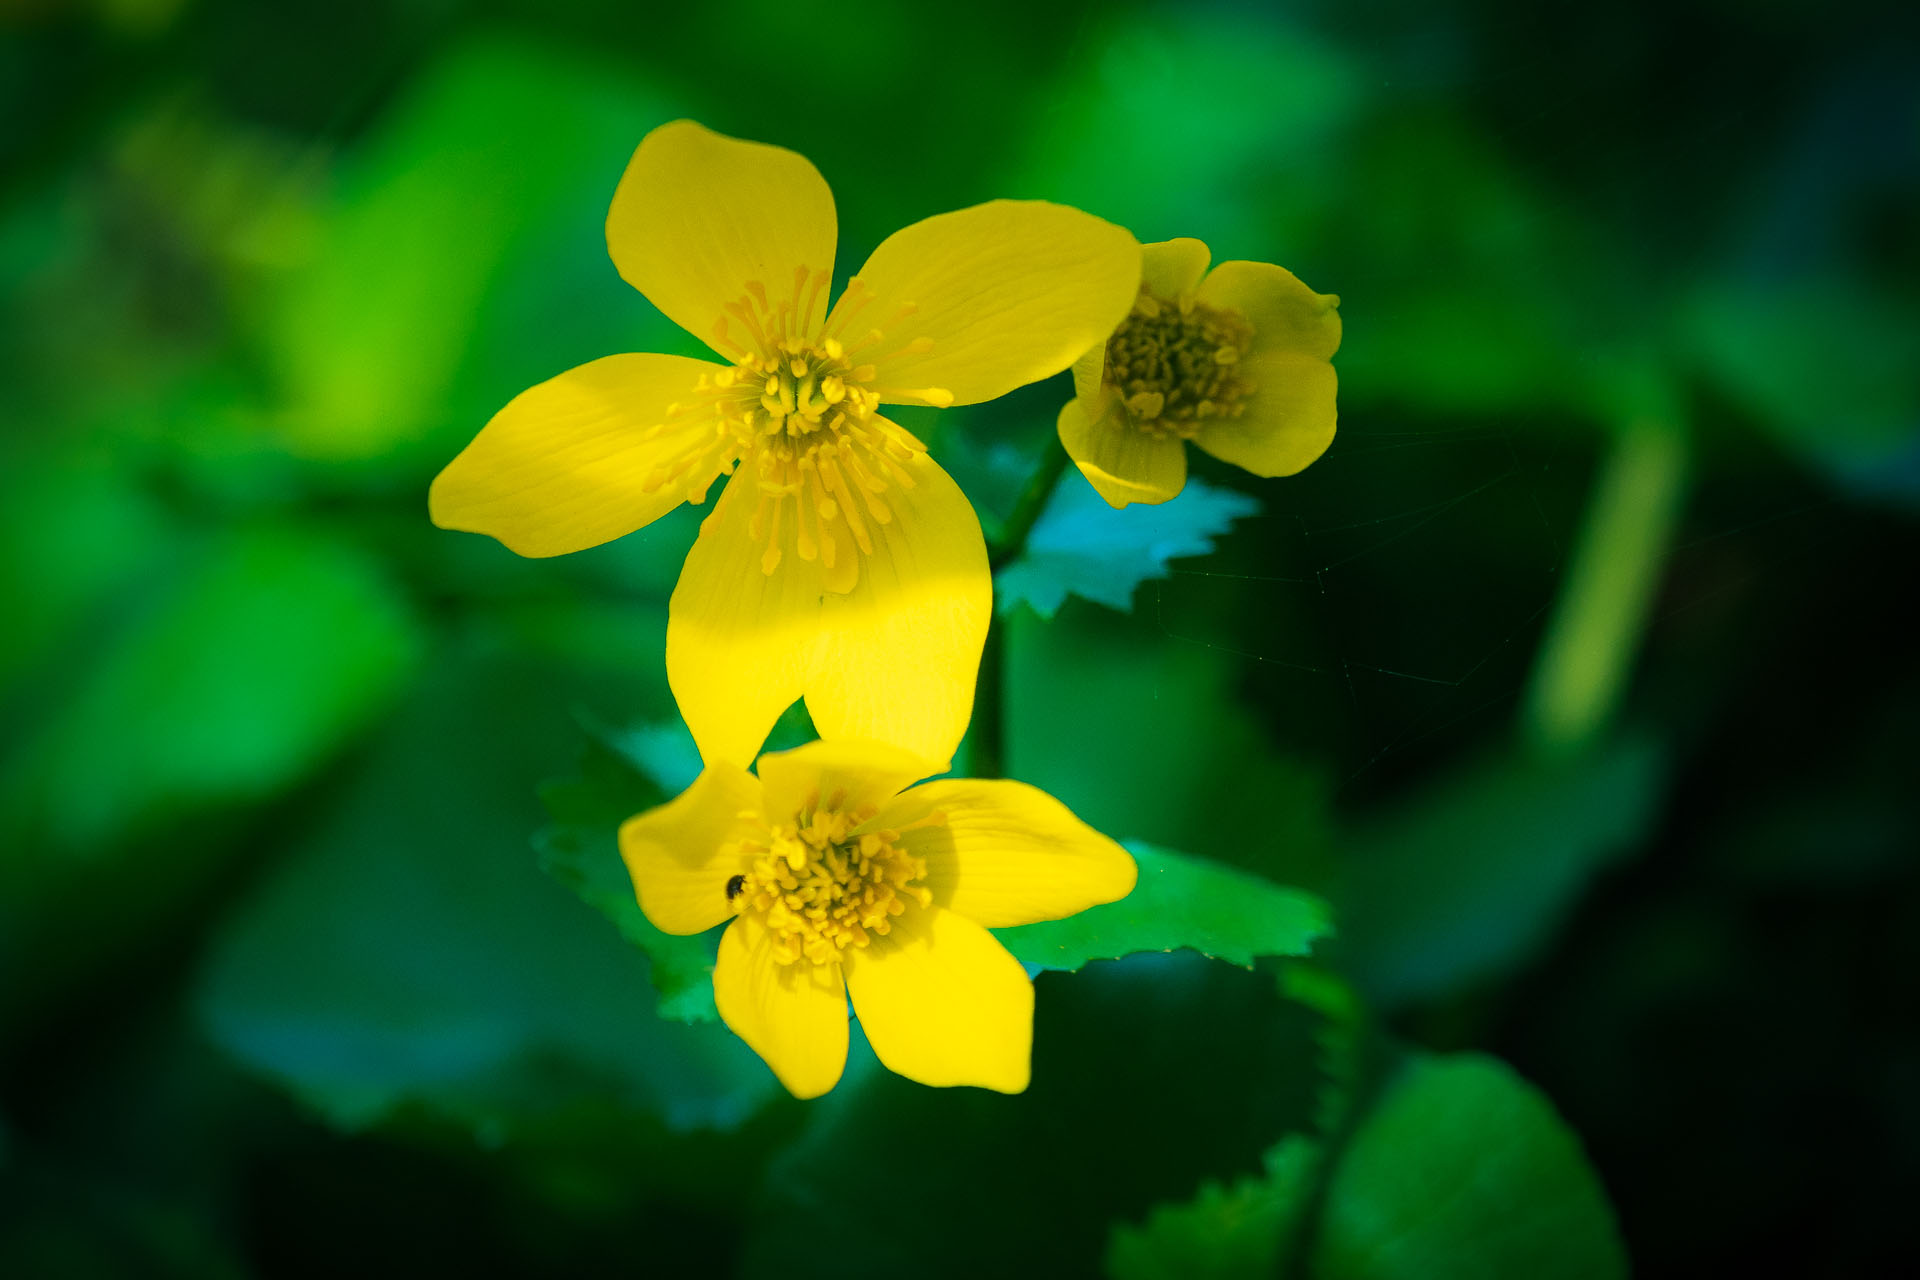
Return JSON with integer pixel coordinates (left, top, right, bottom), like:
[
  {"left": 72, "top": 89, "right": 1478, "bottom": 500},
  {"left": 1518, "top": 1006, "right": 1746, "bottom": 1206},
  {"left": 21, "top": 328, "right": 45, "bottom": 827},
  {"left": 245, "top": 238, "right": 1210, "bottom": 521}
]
[
  {"left": 971, "top": 437, "right": 1072, "bottom": 778},
  {"left": 1522, "top": 414, "right": 1690, "bottom": 753}
]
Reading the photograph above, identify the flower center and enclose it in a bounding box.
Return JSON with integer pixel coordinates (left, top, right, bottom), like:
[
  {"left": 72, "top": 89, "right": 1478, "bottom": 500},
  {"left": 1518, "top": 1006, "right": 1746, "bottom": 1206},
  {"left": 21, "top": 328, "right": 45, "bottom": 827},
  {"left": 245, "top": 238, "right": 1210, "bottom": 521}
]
[
  {"left": 1102, "top": 289, "right": 1254, "bottom": 439},
  {"left": 728, "top": 795, "right": 940, "bottom": 967},
  {"left": 648, "top": 269, "right": 957, "bottom": 581}
]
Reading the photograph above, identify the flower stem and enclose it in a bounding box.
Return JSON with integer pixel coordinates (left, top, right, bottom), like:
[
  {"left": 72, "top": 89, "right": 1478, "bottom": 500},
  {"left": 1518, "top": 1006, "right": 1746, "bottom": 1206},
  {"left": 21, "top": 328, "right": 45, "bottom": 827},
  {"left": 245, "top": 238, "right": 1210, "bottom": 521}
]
[
  {"left": 972, "top": 437, "right": 1071, "bottom": 778},
  {"left": 989, "top": 435, "right": 1069, "bottom": 572}
]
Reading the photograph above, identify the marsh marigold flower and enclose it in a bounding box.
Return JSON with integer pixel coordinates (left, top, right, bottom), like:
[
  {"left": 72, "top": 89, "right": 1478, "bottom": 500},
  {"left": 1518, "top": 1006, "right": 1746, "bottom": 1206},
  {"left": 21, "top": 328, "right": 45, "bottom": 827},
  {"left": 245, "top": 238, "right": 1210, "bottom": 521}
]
[
  {"left": 431, "top": 121, "right": 1140, "bottom": 767},
  {"left": 620, "top": 739, "right": 1136, "bottom": 1096},
  {"left": 1057, "top": 237, "right": 1340, "bottom": 508}
]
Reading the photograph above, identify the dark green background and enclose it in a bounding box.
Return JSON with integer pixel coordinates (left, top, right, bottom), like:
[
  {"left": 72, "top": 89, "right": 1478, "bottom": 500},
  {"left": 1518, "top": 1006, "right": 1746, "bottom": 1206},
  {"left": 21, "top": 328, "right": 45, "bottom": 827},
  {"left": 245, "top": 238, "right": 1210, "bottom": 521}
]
[{"left": 3, "top": 0, "right": 1916, "bottom": 1275}]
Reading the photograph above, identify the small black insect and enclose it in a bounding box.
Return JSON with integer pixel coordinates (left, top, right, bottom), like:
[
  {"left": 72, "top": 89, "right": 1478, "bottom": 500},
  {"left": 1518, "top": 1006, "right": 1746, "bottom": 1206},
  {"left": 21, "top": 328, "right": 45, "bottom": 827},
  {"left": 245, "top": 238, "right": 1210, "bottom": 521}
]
[{"left": 726, "top": 874, "right": 746, "bottom": 901}]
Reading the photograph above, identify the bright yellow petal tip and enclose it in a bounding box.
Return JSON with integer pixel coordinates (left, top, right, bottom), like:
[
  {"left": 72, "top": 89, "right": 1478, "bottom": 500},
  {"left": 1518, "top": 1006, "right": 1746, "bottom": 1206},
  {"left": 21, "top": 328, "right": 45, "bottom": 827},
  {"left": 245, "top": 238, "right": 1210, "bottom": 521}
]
[
  {"left": 879, "top": 777, "right": 1137, "bottom": 927},
  {"left": 618, "top": 764, "right": 763, "bottom": 936},
  {"left": 1057, "top": 395, "right": 1187, "bottom": 509},
  {"left": 846, "top": 907, "right": 1033, "bottom": 1093},
  {"left": 605, "top": 120, "right": 837, "bottom": 360},
  {"left": 849, "top": 199, "right": 1141, "bottom": 408},
  {"left": 713, "top": 916, "right": 849, "bottom": 1099},
  {"left": 429, "top": 353, "right": 728, "bottom": 557}
]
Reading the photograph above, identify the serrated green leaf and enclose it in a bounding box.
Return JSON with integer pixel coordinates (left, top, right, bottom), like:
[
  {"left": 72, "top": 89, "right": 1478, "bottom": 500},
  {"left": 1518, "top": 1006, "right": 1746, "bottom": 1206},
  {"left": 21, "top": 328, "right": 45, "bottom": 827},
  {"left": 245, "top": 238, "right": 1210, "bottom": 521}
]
[
  {"left": 197, "top": 639, "right": 777, "bottom": 1134},
  {"left": 534, "top": 745, "right": 719, "bottom": 1024},
  {"left": 1312, "top": 1054, "right": 1627, "bottom": 1280},
  {"left": 1106, "top": 1133, "right": 1322, "bottom": 1280},
  {"left": 745, "top": 954, "right": 1324, "bottom": 1279},
  {"left": 996, "top": 845, "right": 1330, "bottom": 972},
  {"left": 996, "top": 475, "right": 1260, "bottom": 619}
]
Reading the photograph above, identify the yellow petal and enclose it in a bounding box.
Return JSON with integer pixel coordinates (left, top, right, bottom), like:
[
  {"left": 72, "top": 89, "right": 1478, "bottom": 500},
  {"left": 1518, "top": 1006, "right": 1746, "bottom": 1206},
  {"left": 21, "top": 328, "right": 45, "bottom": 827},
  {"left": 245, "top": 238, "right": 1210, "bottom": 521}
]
[
  {"left": 844, "top": 906, "right": 1032, "bottom": 1092},
  {"left": 668, "top": 428, "right": 989, "bottom": 770},
  {"left": 1057, "top": 396, "right": 1187, "bottom": 509},
  {"left": 1069, "top": 341, "right": 1107, "bottom": 408},
  {"left": 429, "top": 353, "right": 727, "bottom": 557},
  {"left": 755, "top": 739, "right": 941, "bottom": 825},
  {"left": 1196, "top": 260, "right": 1341, "bottom": 362},
  {"left": 808, "top": 440, "right": 989, "bottom": 766},
  {"left": 1142, "top": 236, "right": 1212, "bottom": 298},
  {"left": 713, "top": 917, "right": 849, "bottom": 1099},
  {"left": 1195, "top": 347, "right": 1338, "bottom": 478},
  {"left": 845, "top": 200, "right": 1139, "bottom": 407},
  {"left": 618, "top": 765, "right": 764, "bottom": 936},
  {"left": 605, "top": 120, "right": 836, "bottom": 359},
  {"left": 877, "top": 779, "right": 1136, "bottom": 927},
  {"left": 666, "top": 474, "right": 825, "bottom": 768}
]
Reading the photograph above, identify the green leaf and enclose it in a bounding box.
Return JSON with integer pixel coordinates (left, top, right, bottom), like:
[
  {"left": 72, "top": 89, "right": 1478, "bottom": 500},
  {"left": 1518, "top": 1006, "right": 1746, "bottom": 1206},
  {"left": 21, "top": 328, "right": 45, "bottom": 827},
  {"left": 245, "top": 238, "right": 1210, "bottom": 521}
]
[
  {"left": 1103, "top": 968, "right": 1368, "bottom": 1280},
  {"left": 264, "top": 37, "right": 681, "bottom": 463},
  {"left": 1013, "top": 10, "right": 1362, "bottom": 253},
  {"left": 1328, "top": 111, "right": 1634, "bottom": 422},
  {"left": 1, "top": 525, "right": 420, "bottom": 853},
  {"left": 1685, "top": 276, "right": 1920, "bottom": 470},
  {"left": 1312, "top": 1053, "right": 1627, "bottom": 1280},
  {"left": 534, "top": 741, "right": 719, "bottom": 1024},
  {"left": 1000, "top": 603, "right": 1338, "bottom": 891},
  {"left": 744, "top": 954, "right": 1325, "bottom": 1279},
  {"left": 532, "top": 702, "right": 838, "bottom": 1024},
  {"left": 996, "top": 844, "right": 1331, "bottom": 972},
  {"left": 197, "top": 637, "right": 777, "bottom": 1134},
  {"left": 1337, "top": 735, "right": 1666, "bottom": 1009},
  {"left": 0, "top": 456, "right": 171, "bottom": 699},
  {"left": 1106, "top": 1133, "right": 1322, "bottom": 1280},
  {"left": 996, "top": 475, "right": 1260, "bottom": 619}
]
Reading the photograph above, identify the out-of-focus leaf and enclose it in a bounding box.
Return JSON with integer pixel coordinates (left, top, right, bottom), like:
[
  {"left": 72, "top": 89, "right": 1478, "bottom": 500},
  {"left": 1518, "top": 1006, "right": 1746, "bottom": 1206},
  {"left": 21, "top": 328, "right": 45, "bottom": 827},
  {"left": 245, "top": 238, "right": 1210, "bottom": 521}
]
[
  {"left": 1004, "top": 603, "right": 1338, "bottom": 891},
  {"left": 996, "top": 844, "right": 1330, "bottom": 972},
  {"left": 197, "top": 638, "right": 778, "bottom": 1134},
  {"left": 0, "top": 525, "right": 419, "bottom": 853},
  {"left": 1331, "top": 112, "right": 1629, "bottom": 421},
  {"left": 0, "top": 455, "right": 171, "bottom": 698},
  {"left": 1685, "top": 276, "right": 1920, "bottom": 474},
  {"left": 0, "top": 1178, "right": 248, "bottom": 1280},
  {"left": 1283, "top": 963, "right": 1367, "bottom": 1136},
  {"left": 266, "top": 37, "right": 680, "bottom": 462},
  {"left": 1106, "top": 1133, "right": 1321, "bottom": 1280},
  {"left": 535, "top": 742, "right": 718, "bottom": 1024},
  {"left": 1312, "top": 1053, "right": 1627, "bottom": 1280},
  {"left": 1014, "top": 10, "right": 1361, "bottom": 250},
  {"left": 1337, "top": 735, "right": 1666, "bottom": 1009},
  {"left": 997, "top": 475, "right": 1260, "bottom": 618}
]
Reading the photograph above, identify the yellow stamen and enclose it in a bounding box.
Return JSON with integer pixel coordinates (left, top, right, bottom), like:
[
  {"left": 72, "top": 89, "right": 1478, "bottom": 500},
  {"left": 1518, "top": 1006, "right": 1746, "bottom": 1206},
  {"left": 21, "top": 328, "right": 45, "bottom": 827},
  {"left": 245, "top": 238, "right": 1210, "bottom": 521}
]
[
  {"left": 1102, "top": 287, "right": 1255, "bottom": 439},
  {"left": 693, "top": 270, "right": 944, "bottom": 586},
  {"left": 727, "top": 796, "right": 941, "bottom": 966}
]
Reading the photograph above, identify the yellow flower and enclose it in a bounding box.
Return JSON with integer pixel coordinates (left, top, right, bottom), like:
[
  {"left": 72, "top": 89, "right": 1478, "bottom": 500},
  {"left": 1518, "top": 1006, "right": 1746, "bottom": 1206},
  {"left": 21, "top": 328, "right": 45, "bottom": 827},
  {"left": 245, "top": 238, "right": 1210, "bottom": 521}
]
[
  {"left": 430, "top": 121, "right": 1140, "bottom": 767},
  {"left": 1057, "top": 237, "right": 1340, "bottom": 509},
  {"left": 619, "top": 739, "right": 1136, "bottom": 1097}
]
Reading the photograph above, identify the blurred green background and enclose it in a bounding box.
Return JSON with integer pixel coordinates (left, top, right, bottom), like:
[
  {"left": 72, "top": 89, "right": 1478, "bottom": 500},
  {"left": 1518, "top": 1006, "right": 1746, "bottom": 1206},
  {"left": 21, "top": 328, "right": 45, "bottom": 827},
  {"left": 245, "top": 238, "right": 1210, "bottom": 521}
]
[{"left": 3, "top": 0, "right": 1917, "bottom": 1275}]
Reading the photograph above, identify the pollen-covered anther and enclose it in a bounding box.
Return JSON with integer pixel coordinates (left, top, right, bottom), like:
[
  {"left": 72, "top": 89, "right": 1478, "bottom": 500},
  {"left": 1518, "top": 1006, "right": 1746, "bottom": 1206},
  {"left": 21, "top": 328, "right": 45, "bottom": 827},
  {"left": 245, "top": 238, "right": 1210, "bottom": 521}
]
[
  {"left": 1102, "top": 287, "right": 1256, "bottom": 439},
  {"left": 704, "top": 270, "right": 938, "bottom": 579},
  {"left": 728, "top": 799, "right": 941, "bottom": 967}
]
